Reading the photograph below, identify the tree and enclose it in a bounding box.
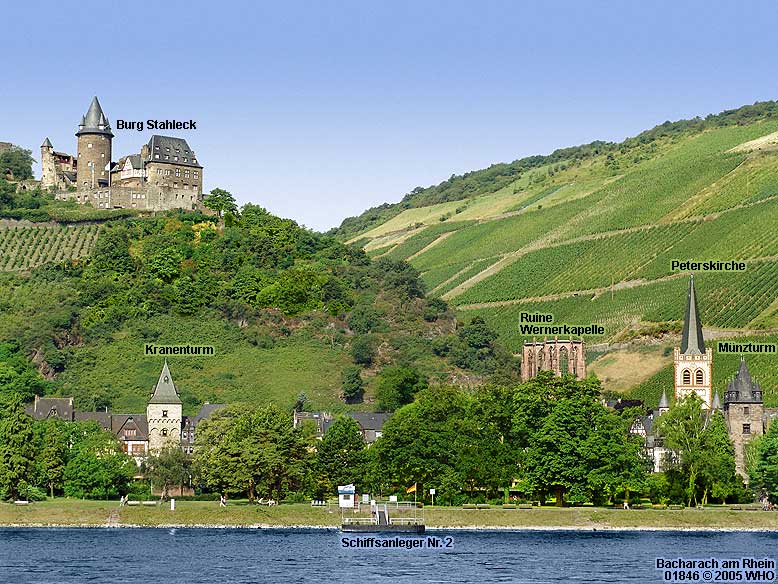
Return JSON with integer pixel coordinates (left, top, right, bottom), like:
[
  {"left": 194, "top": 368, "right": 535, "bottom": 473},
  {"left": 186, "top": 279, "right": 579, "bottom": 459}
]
[
  {"left": 376, "top": 366, "right": 428, "bottom": 411},
  {"left": 0, "top": 147, "right": 34, "bottom": 180},
  {"left": 0, "top": 395, "right": 37, "bottom": 500},
  {"left": 341, "top": 366, "right": 364, "bottom": 403},
  {"left": 751, "top": 419, "right": 778, "bottom": 501},
  {"left": 656, "top": 395, "right": 738, "bottom": 506},
  {"left": 35, "top": 419, "right": 69, "bottom": 498},
  {"left": 314, "top": 416, "right": 367, "bottom": 496},
  {"left": 350, "top": 335, "right": 376, "bottom": 366},
  {"left": 146, "top": 445, "right": 191, "bottom": 499},
  {"left": 194, "top": 405, "right": 310, "bottom": 501},
  {"left": 203, "top": 188, "right": 238, "bottom": 218},
  {"left": 63, "top": 425, "right": 134, "bottom": 499}
]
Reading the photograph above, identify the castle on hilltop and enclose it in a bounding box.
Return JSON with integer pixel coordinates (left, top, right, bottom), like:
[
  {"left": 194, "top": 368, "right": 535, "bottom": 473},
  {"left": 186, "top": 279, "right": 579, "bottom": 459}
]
[
  {"left": 40, "top": 97, "right": 205, "bottom": 212},
  {"left": 633, "top": 276, "right": 778, "bottom": 478}
]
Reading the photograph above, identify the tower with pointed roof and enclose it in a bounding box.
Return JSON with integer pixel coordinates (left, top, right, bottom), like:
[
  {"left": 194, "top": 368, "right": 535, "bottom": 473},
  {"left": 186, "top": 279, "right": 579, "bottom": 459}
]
[
  {"left": 40, "top": 138, "right": 56, "bottom": 189},
  {"left": 673, "top": 275, "right": 713, "bottom": 408},
  {"left": 146, "top": 360, "right": 183, "bottom": 452},
  {"left": 724, "top": 357, "right": 764, "bottom": 477},
  {"left": 75, "top": 96, "right": 113, "bottom": 190}
]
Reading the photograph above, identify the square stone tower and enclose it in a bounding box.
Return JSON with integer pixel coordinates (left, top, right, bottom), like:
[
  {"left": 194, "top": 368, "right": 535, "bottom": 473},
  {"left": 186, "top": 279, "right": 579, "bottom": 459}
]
[
  {"left": 674, "top": 275, "right": 712, "bottom": 408},
  {"left": 724, "top": 358, "right": 764, "bottom": 478},
  {"left": 146, "top": 360, "right": 183, "bottom": 453}
]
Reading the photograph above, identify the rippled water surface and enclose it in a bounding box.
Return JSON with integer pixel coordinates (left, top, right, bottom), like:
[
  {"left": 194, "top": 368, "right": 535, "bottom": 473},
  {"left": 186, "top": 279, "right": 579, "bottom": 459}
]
[{"left": 0, "top": 528, "right": 776, "bottom": 583}]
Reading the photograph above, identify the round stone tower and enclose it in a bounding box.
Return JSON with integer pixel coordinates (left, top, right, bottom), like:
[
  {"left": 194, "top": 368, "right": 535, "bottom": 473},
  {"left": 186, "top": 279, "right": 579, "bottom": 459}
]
[{"left": 75, "top": 96, "right": 113, "bottom": 190}]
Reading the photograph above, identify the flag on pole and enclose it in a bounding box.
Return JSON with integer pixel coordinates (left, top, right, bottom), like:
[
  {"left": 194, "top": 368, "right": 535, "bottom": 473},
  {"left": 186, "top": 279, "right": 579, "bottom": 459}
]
[{"left": 406, "top": 483, "right": 417, "bottom": 494}]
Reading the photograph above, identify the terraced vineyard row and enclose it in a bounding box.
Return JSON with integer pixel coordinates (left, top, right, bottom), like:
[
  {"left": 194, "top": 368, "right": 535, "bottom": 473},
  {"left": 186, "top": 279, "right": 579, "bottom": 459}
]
[
  {"left": 566, "top": 122, "right": 778, "bottom": 236},
  {"left": 461, "top": 268, "right": 778, "bottom": 351},
  {"left": 381, "top": 220, "right": 473, "bottom": 262},
  {"left": 674, "top": 152, "right": 778, "bottom": 219},
  {"left": 0, "top": 223, "right": 99, "bottom": 271},
  {"left": 452, "top": 223, "right": 697, "bottom": 305}
]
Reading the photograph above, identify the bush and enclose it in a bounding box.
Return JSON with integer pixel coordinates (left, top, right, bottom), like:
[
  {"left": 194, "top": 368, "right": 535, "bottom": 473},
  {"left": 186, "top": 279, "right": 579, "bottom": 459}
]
[{"left": 350, "top": 335, "right": 376, "bottom": 366}]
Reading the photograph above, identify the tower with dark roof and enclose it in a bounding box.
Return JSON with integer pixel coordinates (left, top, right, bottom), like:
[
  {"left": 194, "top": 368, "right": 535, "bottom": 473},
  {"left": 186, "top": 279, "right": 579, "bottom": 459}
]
[
  {"left": 146, "top": 360, "right": 183, "bottom": 452},
  {"left": 673, "top": 275, "right": 713, "bottom": 408},
  {"left": 75, "top": 96, "right": 113, "bottom": 190},
  {"left": 723, "top": 357, "right": 764, "bottom": 477}
]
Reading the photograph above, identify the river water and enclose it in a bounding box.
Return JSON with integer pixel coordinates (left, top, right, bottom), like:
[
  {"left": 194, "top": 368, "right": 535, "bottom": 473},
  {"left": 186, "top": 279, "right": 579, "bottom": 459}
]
[{"left": 0, "top": 528, "right": 776, "bottom": 583}]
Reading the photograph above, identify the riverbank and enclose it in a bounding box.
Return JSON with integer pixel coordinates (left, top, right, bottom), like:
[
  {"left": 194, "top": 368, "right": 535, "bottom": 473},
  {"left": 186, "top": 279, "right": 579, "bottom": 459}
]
[{"left": 3, "top": 500, "right": 778, "bottom": 530}]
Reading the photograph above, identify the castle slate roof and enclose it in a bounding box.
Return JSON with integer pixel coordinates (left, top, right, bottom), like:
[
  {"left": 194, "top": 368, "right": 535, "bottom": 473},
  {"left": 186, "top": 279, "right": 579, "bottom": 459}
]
[
  {"left": 192, "top": 402, "right": 226, "bottom": 424},
  {"left": 41, "top": 137, "right": 52, "bottom": 148},
  {"left": 724, "top": 358, "right": 763, "bottom": 404},
  {"left": 681, "top": 275, "right": 706, "bottom": 355},
  {"left": 711, "top": 391, "right": 722, "bottom": 410},
  {"left": 111, "top": 414, "right": 149, "bottom": 439},
  {"left": 76, "top": 96, "right": 114, "bottom": 137},
  {"left": 658, "top": 390, "right": 669, "bottom": 410},
  {"left": 148, "top": 360, "right": 182, "bottom": 405},
  {"left": 145, "top": 135, "right": 202, "bottom": 168},
  {"left": 75, "top": 411, "right": 112, "bottom": 430}
]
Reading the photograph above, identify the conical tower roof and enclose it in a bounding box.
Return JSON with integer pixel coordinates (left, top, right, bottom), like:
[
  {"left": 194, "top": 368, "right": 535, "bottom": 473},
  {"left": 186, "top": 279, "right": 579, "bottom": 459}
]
[
  {"left": 148, "top": 360, "right": 182, "bottom": 404},
  {"left": 41, "top": 137, "right": 52, "bottom": 148},
  {"left": 658, "top": 389, "right": 669, "bottom": 409},
  {"left": 76, "top": 96, "right": 113, "bottom": 137},
  {"left": 711, "top": 391, "right": 721, "bottom": 410},
  {"left": 681, "top": 275, "right": 705, "bottom": 355},
  {"left": 725, "top": 357, "right": 762, "bottom": 403}
]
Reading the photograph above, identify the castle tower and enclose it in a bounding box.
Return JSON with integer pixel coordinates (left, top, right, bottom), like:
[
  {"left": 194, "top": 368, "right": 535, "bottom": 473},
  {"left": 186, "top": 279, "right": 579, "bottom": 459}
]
[
  {"left": 40, "top": 138, "right": 56, "bottom": 189},
  {"left": 673, "top": 275, "right": 713, "bottom": 408},
  {"left": 75, "top": 96, "right": 113, "bottom": 190},
  {"left": 724, "top": 358, "right": 764, "bottom": 478},
  {"left": 146, "top": 360, "right": 182, "bottom": 453}
]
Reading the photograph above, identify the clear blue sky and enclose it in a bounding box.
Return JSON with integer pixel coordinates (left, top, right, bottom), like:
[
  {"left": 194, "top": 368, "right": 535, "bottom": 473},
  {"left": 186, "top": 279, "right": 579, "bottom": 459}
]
[{"left": 2, "top": 0, "right": 778, "bottom": 230}]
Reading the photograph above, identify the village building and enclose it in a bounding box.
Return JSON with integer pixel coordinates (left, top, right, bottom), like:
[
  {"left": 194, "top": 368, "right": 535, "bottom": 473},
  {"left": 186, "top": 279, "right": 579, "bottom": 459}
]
[
  {"left": 292, "top": 410, "right": 391, "bottom": 444},
  {"left": 25, "top": 361, "right": 224, "bottom": 464}
]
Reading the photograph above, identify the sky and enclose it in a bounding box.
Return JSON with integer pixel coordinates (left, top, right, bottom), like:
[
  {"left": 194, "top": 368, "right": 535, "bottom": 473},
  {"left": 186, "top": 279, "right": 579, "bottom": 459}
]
[{"left": 2, "top": 0, "right": 778, "bottom": 231}]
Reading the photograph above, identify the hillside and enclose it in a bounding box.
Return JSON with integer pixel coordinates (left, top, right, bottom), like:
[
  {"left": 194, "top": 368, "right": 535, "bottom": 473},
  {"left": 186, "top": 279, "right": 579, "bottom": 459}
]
[
  {"left": 336, "top": 102, "right": 778, "bottom": 406},
  {"left": 0, "top": 205, "right": 518, "bottom": 416}
]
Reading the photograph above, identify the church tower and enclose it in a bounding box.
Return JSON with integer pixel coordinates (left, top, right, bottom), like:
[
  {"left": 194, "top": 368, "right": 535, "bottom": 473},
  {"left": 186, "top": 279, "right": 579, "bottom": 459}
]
[
  {"left": 673, "top": 275, "right": 713, "bottom": 408},
  {"left": 40, "top": 138, "right": 56, "bottom": 190},
  {"left": 146, "top": 360, "right": 183, "bottom": 453},
  {"left": 75, "top": 96, "right": 113, "bottom": 190}
]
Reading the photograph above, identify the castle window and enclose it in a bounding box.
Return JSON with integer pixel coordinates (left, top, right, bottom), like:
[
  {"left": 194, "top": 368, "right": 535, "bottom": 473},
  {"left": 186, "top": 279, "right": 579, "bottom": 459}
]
[
  {"left": 125, "top": 428, "right": 136, "bottom": 437},
  {"left": 184, "top": 158, "right": 188, "bottom": 163},
  {"left": 695, "top": 370, "right": 704, "bottom": 385},
  {"left": 162, "top": 410, "right": 168, "bottom": 418},
  {"left": 682, "top": 370, "right": 691, "bottom": 384},
  {"left": 165, "top": 147, "right": 170, "bottom": 152},
  {"left": 88, "top": 143, "right": 93, "bottom": 148},
  {"left": 174, "top": 156, "right": 178, "bottom": 162},
  {"left": 185, "top": 170, "right": 190, "bottom": 178},
  {"left": 161, "top": 428, "right": 168, "bottom": 437},
  {"left": 194, "top": 171, "right": 199, "bottom": 178},
  {"left": 155, "top": 154, "right": 159, "bottom": 159},
  {"left": 157, "top": 169, "right": 162, "bottom": 175},
  {"left": 744, "top": 406, "right": 750, "bottom": 415},
  {"left": 175, "top": 169, "right": 181, "bottom": 177},
  {"left": 743, "top": 424, "right": 751, "bottom": 435},
  {"left": 165, "top": 155, "right": 169, "bottom": 160}
]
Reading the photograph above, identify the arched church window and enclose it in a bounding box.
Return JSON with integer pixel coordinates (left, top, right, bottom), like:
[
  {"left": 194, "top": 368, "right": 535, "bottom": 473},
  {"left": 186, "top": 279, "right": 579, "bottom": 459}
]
[
  {"left": 695, "top": 369, "right": 704, "bottom": 385},
  {"left": 682, "top": 370, "right": 691, "bottom": 384},
  {"left": 559, "top": 346, "right": 569, "bottom": 376}
]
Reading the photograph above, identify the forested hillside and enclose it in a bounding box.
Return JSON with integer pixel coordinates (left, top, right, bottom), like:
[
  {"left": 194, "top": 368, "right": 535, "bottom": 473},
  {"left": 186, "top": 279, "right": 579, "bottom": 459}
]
[{"left": 0, "top": 204, "right": 518, "bottom": 415}]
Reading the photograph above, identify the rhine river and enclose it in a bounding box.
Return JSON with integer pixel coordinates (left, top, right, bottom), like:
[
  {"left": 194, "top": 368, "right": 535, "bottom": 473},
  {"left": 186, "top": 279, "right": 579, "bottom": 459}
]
[{"left": 0, "top": 528, "right": 776, "bottom": 583}]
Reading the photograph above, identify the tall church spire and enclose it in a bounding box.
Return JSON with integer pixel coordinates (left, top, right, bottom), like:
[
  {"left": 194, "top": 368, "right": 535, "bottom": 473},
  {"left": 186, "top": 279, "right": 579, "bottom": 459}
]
[{"left": 680, "top": 275, "right": 705, "bottom": 356}]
